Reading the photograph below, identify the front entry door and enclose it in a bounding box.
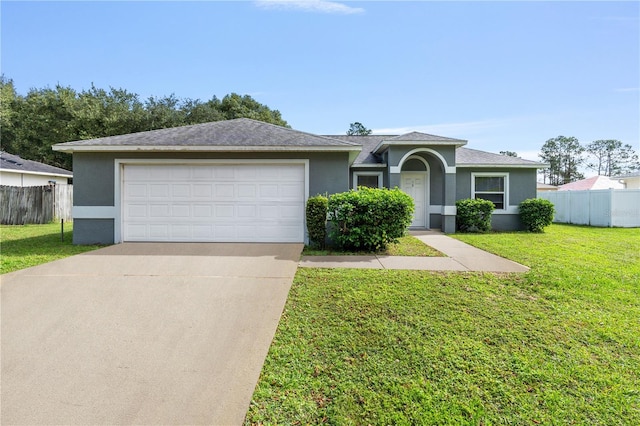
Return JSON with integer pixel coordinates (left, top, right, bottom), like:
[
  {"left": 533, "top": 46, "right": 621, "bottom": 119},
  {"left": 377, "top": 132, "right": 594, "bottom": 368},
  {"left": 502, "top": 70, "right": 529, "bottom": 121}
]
[{"left": 401, "top": 172, "right": 427, "bottom": 228}]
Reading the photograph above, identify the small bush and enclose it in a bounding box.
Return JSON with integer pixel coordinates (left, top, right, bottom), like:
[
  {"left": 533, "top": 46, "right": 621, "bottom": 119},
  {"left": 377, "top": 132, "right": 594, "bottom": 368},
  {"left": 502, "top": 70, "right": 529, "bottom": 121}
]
[
  {"left": 306, "top": 195, "right": 328, "bottom": 249},
  {"left": 327, "top": 187, "right": 414, "bottom": 251},
  {"left": 456, "top": 198, "right": 495, "bottom": 232},
  {"left": 519, "top": 198, "right": 555, "bottom": 232}
]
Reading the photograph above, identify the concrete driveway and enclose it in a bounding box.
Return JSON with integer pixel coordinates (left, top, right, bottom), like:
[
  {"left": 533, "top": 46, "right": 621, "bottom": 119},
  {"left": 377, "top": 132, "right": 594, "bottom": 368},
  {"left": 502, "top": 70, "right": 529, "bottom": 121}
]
[{"left": 1, "top": 242, "right": 302, "bottom": 425}]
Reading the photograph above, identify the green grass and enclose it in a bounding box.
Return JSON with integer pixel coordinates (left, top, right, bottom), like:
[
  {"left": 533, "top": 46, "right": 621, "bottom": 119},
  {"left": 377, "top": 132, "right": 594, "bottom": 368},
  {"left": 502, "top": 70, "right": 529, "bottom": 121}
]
[
  {"left": 246, "top": 224, "right": 640, "bottom": 425},
  {"left": 302, "top": 235, "right": 443, "bottom": 257},
  {"left": 0, "top": 223, "right": 103, "bottom": 274}
]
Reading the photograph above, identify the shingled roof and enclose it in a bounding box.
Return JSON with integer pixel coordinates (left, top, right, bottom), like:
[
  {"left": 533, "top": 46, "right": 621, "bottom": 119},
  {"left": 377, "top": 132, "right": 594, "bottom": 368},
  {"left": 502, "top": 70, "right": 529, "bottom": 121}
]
[
  {"left": 1, "top": 152, "right": 72, "bottom": 176},
  {"left": 52, "top": 118, "right": 361, "bottom": 153},
  {"left": 456, "top": 147, "right": 545, "bottom": 168},
  {"left": 326, "top": 135, "right": 544, "bottom": 168}
]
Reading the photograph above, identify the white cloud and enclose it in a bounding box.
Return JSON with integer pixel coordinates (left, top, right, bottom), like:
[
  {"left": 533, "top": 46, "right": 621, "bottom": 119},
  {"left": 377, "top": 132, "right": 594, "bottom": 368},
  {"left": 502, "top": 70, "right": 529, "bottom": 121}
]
[
  {"left": 254, "top": 0, "right": 364, "bottom": 14},
  {"left": 372, "top": 118, "right": 511, "bottom": 138}
]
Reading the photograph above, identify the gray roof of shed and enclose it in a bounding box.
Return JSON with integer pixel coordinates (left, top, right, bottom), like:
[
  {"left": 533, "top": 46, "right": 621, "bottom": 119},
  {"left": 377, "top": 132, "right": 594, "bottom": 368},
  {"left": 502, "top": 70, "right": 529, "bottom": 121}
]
[
  {"left": 0, "top": 152, "right": 72, "bottom": 176},
  {"left": 53, "top": 118, "right": 360, "bottom": 151}
]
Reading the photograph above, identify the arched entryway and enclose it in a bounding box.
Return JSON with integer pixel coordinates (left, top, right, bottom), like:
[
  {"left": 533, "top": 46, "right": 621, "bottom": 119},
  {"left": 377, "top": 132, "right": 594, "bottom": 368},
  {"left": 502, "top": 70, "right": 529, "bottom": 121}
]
[{"left": 400, "top": 156, "right": 429, "bottom": 228}]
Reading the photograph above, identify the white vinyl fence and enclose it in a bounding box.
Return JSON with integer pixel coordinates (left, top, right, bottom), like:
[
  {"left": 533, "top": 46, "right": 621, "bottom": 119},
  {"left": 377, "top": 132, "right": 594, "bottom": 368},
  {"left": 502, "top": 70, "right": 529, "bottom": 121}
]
[{"left": 539, "top": 189, "right": 640, "bottom": 228}]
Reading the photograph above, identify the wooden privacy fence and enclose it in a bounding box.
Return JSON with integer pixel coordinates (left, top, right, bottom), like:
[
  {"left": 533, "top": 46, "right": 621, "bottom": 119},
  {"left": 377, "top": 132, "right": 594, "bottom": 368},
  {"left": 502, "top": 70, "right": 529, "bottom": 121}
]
[
  {"left": 539, "top": 189, "right": 640, "bottom": 228},
  {"left": 0, "top": 185, "right": 73, "bottom": 225}
]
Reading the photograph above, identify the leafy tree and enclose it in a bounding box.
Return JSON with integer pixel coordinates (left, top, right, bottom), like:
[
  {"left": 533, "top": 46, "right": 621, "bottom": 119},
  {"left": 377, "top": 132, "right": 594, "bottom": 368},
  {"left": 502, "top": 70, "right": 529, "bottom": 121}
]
[
  {"left": 586, "top": 139, "right": 639, "bottom": 176},
  {"left": 499, "top": 151, "right": 518, "bottom": 157},
  {"left": 0, "top": 75, "right": 19, "bottom": 154},
  {"left": 0, "top": 77, "right": 289, "bottom": 171},
  {"left": 346, "top": 122, "right": 372, "bottom": 136},
  {"left": 539, "top": 136, "right": 585, "bottom": 185}
]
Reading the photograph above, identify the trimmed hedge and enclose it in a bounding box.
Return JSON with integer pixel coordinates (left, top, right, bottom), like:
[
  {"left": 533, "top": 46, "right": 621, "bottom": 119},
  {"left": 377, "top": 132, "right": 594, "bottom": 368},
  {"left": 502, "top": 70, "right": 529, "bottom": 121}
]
[
  {"left": 306, "top": 195, "right": 328, "bottom": 248},
  {"left": 327, "top": 187, "right": 414, "bottom": 251},
  {"left": 519, "top": 198, "right": 555, "bottom": 232},
  {"left": 456, "top": 198, "right": 495, "bottom": 232}
]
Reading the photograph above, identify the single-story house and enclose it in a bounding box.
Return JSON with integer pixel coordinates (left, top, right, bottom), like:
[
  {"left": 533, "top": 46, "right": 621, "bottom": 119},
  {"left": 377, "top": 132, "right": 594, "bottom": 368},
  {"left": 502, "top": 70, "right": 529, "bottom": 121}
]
[
  {"left": 52, "top": 118, "right": 546, "bottom": 244},
  {"left": 1, "top": 151, "right": 73, "bottom": 187},
  {"left": 558, "top": 175, "right": 625, "bottom": 191}
]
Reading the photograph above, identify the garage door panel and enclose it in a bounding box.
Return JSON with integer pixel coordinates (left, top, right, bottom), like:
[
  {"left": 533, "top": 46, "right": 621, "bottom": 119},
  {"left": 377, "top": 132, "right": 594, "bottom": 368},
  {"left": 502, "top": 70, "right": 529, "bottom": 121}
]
[
  {"left": 150, "top": 185, "right": 169, "bottom": 197},
  {"left": 193, "top": 205, "right": 212, "bottom": 217},
  {"left": 193, "top": 184, "right": 212, "bottom": 197},
  {"left": 123, "top": 164, "right": 305, "bottom": 242}
]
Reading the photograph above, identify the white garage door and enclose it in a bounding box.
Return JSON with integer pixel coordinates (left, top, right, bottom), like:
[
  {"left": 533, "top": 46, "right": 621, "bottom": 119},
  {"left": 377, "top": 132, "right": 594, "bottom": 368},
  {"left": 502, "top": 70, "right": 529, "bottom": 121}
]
[{"left": 122, "top": 163, "right": 305, "bottom": 242}]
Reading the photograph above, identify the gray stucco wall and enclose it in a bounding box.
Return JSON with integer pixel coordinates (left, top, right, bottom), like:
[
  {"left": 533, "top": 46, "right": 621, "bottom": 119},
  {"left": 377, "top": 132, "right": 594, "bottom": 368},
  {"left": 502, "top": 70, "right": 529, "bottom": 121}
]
[
  {"left": 455, "top": 168, "right": 537, "bottom": 204},
  {"left": 73, "top": 153, "right": 116, "bottom": 206},
  {"left": 455, "top": 168, "right": 538, "bottom": 231},
  {"left": 73, "top": 151, "right": 350, "bottom": 206},
  {"left": 73, "top": 219, "right": 115, "bottom": 245},
  {"left": 72, "top": 151, "right": 350, "bottom": 244}
]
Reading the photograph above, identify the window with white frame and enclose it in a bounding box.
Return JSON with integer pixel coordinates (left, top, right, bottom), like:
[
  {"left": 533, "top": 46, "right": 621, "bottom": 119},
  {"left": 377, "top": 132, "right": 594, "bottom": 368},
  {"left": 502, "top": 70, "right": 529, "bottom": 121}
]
[
  {"left": 472, "top": 173, "right": 508, "bottom": 210},
  {"left": 353, "top": 171, "right": 383, "bottom": 189}
]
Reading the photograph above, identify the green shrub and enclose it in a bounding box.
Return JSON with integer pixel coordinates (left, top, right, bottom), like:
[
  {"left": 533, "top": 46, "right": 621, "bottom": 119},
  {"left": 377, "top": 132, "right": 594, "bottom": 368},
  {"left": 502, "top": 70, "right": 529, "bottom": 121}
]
[
  {"left": 456, "top": 198, "right": 495, "bottom": 232},
  {"left": 306, "top": 195, "right": 328, "bottom": 249},
  {"left": 327, "top": 187, "right": 414, "bottom": 251},
  {"left": 519, "top": 198, "right": 555, "bottom": 232}
]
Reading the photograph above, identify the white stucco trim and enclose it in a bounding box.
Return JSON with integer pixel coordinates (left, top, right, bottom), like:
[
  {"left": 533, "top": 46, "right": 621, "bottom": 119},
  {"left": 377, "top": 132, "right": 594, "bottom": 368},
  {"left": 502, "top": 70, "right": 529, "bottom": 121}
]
[
  {"left": 73, "top": 206, "right": 116, "bottom": 218},
  {"left": 390, "top": 148, "right": 456, "bottom": 174},
  {"left": 442, "top": 205, "right": 457, "bottom": 216},
  {"left": 113, "top": 158, "right": 310, "bottom": 244},
  {"left": 428, "top": 205, "right": 517, "bottom": 215},
  {"left": 351, "top": 163, "right": 387, "bottom": 168}
]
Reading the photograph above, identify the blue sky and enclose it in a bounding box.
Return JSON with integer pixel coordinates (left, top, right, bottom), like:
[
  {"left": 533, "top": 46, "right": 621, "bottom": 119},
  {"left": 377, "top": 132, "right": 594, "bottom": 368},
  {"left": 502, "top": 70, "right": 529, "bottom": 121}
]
[{"left": 2, "top": 1, "right": 638, "bottom": 163}]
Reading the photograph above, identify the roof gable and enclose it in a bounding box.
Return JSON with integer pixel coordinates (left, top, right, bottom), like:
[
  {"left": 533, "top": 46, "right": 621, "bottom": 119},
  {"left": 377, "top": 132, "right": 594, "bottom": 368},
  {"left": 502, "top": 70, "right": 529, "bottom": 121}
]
[
  {"left": 1, "top": 152, "right": 72, "bottom": 176},
  {"left": 388, "top": 131, "right": 467, "bottom": 143}
]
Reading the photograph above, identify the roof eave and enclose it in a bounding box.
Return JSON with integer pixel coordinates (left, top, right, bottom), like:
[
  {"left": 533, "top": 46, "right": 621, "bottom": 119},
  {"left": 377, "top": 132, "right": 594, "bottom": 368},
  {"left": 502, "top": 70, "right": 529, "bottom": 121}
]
[
  {"left": 52, "top": 145, "right": 362, "bottom": 154},
  {"left": 457, "top": 163, "right": 549, "bottom": 169},
  {"left": 0, "top": 168, "right": 73, "bottom": 177}
]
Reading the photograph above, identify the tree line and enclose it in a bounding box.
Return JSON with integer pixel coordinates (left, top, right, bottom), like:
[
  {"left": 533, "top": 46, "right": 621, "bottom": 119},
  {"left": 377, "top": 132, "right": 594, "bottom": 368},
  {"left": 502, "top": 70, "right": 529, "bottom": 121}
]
[
  {"left": 538, "top": 136, "right": 639, "bottom": 186},
  {"left": 0, "top": 76, "right": 288, "bottom": 171}
]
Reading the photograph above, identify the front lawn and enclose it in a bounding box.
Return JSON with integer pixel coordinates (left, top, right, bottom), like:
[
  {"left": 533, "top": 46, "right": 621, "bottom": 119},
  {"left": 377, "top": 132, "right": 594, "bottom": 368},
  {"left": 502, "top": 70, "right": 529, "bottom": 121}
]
[
  {"left": 246, "top": 224, "right": 640, "bottom": 424},
  {"left": 0, "top": 223, "right": 102, "bottom": 274}
]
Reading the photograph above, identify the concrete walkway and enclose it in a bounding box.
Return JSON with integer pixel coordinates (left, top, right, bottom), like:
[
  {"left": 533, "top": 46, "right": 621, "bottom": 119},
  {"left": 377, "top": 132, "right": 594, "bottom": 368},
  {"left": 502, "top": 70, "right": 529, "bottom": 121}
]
[{"left": 299, "top": 230, "right": 529, "bottom": 273}]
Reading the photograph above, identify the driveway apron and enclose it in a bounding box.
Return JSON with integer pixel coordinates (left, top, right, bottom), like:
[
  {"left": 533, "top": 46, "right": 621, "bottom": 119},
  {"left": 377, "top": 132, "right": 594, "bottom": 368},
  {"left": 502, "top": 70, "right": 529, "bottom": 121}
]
[{"left": 1, "top": 243, "right": 302, "bottom": 425}]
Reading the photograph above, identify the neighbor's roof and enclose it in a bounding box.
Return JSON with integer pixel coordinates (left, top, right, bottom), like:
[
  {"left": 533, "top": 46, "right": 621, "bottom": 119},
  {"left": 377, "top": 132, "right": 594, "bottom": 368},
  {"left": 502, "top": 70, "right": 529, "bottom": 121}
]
[
  {"left": 52, "top": 118, "right": 362, "bottom": 153},
  {"left": 0, "top": 152, "right": 72, "bottom": 177},
  {"left": 558, "top": 175, "right": 625, "bottom": 191}
]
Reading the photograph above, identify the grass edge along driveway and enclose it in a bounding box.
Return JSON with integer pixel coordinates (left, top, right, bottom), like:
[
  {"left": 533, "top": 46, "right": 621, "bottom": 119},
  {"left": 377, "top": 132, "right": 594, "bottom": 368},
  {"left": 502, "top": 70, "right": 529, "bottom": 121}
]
[
  {"left": 1, "top": 223, "right": 102, "bottom": 274},
  {"left": 246, "top": 224, "right": 640, "bottom": 425}
]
